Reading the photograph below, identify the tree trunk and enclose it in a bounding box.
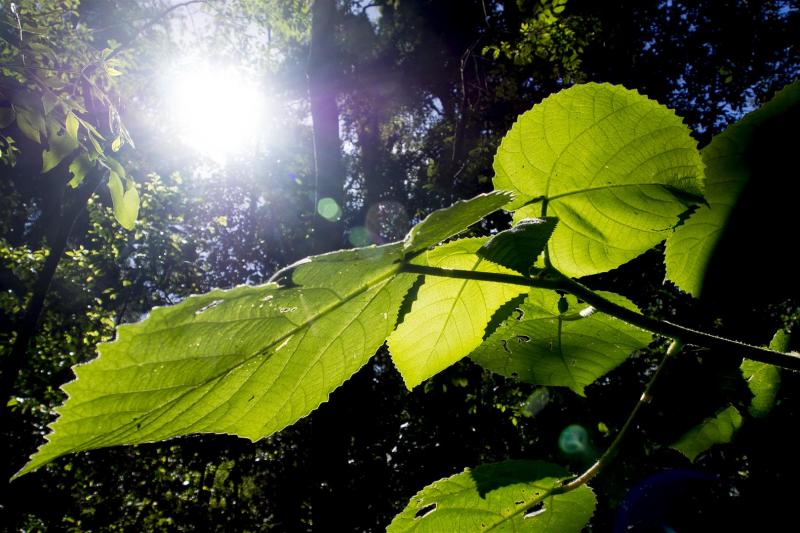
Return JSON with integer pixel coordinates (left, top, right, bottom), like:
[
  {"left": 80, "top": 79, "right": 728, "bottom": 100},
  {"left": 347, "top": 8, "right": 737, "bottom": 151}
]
[
  {"left": 307, "top": 1, "right": 351, "bottom": 530},
  {"left": 308, "top": 0, "right": 346, "bottom": 254}
]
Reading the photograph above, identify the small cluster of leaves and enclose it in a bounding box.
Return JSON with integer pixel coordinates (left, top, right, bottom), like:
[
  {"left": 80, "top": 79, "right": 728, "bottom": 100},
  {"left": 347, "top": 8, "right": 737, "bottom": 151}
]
[
  {"left": 0, "top": 0, "right": 138, "bottom": 229},
  {"left": 483, "top": 0, "right": 599, "bottom": 82},
  {"left": 13, "top": 81, "right": 800, "bottom": 531}
]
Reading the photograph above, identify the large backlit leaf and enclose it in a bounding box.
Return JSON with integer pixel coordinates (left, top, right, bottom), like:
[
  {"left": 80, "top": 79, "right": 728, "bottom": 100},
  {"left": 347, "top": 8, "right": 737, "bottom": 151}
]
[
  {"left": 665, "top": 81, "right": 800, "bottom": 296},
  {"left": 471, "top": 291, "right": 651, "bottom": 395},
  {"left": 388, "top": 238, "right": 527, "bottom": 389},
  {"left": 477, "top": 218, "right": 558, "bottom": 275},
  {"left": 494, "top": 83, "right": 704, "bottom": 277},
  {"left": 16, "top": 244, "right": 415, "bottom": 477},
  {"left": 403, "top": 191, "right": 514, "bottom": 253},
  {"left": 387, "top": 460, "right": 595, "bottom": 532},
  {"left": 671, "top": 405, "right": 743, "bottom": 462},
  {"left": 741, "top": 329, "right": 787, "bottom": 418}
]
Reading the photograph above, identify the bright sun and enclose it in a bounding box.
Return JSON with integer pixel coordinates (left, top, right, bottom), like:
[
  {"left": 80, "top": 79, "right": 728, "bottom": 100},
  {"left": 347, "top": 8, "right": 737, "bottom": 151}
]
[{"left": 163, "top": 61, "right": 268, "bottom": 162}]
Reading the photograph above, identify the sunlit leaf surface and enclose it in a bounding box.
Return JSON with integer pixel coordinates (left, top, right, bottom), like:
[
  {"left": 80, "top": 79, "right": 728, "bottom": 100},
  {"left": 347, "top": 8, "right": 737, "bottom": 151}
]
[
  {"left": 471, "top": 290, "right": 651, "bottom": 395},
  {"left": 671, "top": 405, "right": 743, "bottom": 462},
  {"left": 494, "top": 83, "right": 704, "bottom": 277},
  {"left": 389, "top": 238, "right": 527, "bottom": 389},
  {"left": 404, "top": 191, "right": 514, "bottom": 253},
  {"left": 16, "top": 244, "right": 415, "bottom": 477},
  {"left": 388, "top": 460, "right": 596, "bottom": 532}
]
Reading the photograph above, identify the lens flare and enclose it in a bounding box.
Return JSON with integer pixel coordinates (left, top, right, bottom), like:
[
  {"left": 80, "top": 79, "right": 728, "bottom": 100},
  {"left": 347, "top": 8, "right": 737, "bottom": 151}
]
[{"left": 559, "top": 424, "right": 589, "bottom": 455}]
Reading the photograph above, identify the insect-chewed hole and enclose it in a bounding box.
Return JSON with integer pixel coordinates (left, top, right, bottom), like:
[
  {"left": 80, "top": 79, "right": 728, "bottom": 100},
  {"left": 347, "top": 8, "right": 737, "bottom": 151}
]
[
  {"left": 523, "top": 501, "right": 546, "bottom": 519},
  {"left": 414, "top": 503, "right": 437, "bottom": 519}
]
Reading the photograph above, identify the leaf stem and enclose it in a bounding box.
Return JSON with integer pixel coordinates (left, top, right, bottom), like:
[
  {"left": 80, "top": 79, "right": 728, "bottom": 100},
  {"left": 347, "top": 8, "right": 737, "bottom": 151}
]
[
  {"left": 398, "top": 263, "right": 800, "bottom": 370},
  {"left": 554, "top": 340, "right": 682, "bottom": 494}
]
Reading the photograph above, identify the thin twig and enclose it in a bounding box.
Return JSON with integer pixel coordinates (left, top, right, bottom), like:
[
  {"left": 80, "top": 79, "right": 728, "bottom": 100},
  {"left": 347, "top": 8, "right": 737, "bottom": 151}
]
[
  {"left": 105, "top": 0, "right": 213, "bottom": 61},
  {"left": 555, "top": 340, "right": 682, "bottom": 494}
]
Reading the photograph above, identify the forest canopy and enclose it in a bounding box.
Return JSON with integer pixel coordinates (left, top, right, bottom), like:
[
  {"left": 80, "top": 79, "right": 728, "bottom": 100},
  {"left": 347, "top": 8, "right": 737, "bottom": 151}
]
[{"left": 1, "top": 1, "right": 798, "bottom": 531}]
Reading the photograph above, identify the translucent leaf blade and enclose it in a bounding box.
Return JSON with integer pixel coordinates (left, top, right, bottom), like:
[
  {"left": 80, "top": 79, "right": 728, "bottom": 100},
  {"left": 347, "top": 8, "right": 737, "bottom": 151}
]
[
  {"left": 741, "top": 329, "right": 787, "bottom": 418},
  {"left": 107, "top": 173, "right": 139, "bottom": 230},
  {"left": 471, "top": 291, "right": 652, "bottom": 395},
  {"left": 477, "top": 218, "right": 558, "bottom": 275},
  {"left": 665, "top": 81, "right": 800, "bottom": 296},
  {"left": 388, "top": 238, "right": 527, "bottom": 389},
  {"left": 16, "top": 244, "right": 415, "bottom": 478},
  {"left": 493, "top": 83, "right": 704, "bottom": 277},
  {"left": 671, "top": 405, "right": 743, "bottom": 462},
  {"left": 387, "top": 460, "right": 596, "bottom": 532},
  {"left": 42, "top": 118, "right": 79, "bottom": 173},
  {"left": 403, "top": 191, "right": 514, "bottom": 253}
]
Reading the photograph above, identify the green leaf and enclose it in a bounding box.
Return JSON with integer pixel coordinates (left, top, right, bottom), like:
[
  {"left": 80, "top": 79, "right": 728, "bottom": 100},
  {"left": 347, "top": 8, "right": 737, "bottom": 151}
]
[
  {"left": 471, "top": 290, "right": 651, "bottom": 395},
  {"left": 15, "top": 244, "right": 416, "bottom": 478},
  {"left": 388, "top": 238, "right": 528, "bottom": 389},
  {"left": 493, "top": 83, "right": 704, "bottom": 277},
  {"left": 65, "top": 112, "right": 79, "bottom": 143},
  {"left": 107, "top": 173, "right": 139, "bottom": 230},
  {"left": 387, "top": 460, "right": 596, "bottom": 532},
  {"left": 15, "top": 105, "right": 45, "bottom": 144},
  {"left": 671, "top": 405, "right": 743, "bottom": 462},
  {"left": 68, "top": 154, "right": 93, "bottom": 188},
  {"left": 665, "top": 81, "right": 800, "bottom": 296},
  {"left": 77, "top": 116, "right": 105, "bottom": 155},
  {"left": 403, "top": 191, "right": 514, "bottom": 253},
  {"left": 477, "top": 218, "right": 557, "bottom": 274},
  {"left": 42, "top": 92, "right": 59, "bottom": 115},
  {"left": 42, "top": 118, "right": 79, "bottom": 173},
  {"left": 102, "top": 154, "right": 126, "bottom": 178},
  {"left": 741, "top": 330, "right": 787, "bottom": 418}
]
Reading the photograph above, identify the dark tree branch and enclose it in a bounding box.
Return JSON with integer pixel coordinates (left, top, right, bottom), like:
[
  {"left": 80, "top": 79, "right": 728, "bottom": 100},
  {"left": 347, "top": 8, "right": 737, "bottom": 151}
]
[{"left": 0, "top": 170, "right": 104, "bottom": 404}]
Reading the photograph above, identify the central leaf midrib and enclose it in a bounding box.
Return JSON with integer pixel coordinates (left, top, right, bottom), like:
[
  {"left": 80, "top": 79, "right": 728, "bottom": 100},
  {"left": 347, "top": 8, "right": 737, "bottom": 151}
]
[{"left": 546, "top": 181, "right": 682, "bottom": 204}]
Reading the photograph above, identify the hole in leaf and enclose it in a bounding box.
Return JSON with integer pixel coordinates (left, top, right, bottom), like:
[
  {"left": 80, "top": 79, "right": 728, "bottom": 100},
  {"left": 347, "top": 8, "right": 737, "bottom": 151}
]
[
  {"left": 501, "top": 339, "right": 510, "bottom": 353},
  {"left": 523, "top": 502, "right": 546, "bottom": 519},
  {"left": 195, "top": 299, "right": 223, "bottom": 315},
  {"left": 516, "top": 335, "right": 531, "bottom": 343},
  {"left": 514, "top": 500, "right": 524, "bottom": 505},
  {"left": 513, "top": 308, "right": 524, "bottom": 320},
  {"left": 414, "top": 502, "right": 436, "bottom": 519}
]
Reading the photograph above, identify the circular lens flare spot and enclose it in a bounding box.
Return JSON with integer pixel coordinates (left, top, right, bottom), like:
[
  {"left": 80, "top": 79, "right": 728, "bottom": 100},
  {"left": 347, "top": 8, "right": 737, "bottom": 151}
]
[
  {"left": 317, "top": 197, "right": 342, "bottom": 221},
  {"left": 348, "top": 226, "right": 373, "bottom": 247}
]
